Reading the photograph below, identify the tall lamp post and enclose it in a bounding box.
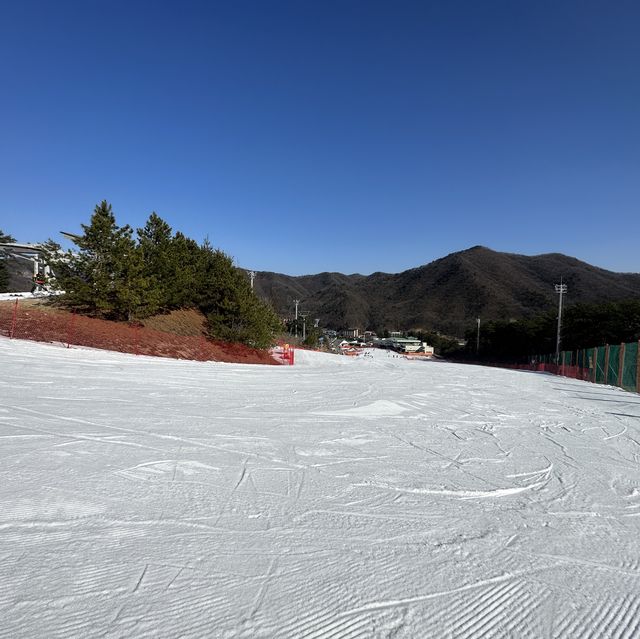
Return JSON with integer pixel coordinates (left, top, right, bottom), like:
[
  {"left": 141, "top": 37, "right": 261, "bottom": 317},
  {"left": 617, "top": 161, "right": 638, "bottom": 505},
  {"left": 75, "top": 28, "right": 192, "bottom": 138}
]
[
  {"left": 300, "top": 312, "right": 309, "bottom": 342},
  {"left": 293, "top": 299, "right": 300, "bottom": 339},
  {"left": 555, "top": 280, "right": 567, "bottom": 365}
]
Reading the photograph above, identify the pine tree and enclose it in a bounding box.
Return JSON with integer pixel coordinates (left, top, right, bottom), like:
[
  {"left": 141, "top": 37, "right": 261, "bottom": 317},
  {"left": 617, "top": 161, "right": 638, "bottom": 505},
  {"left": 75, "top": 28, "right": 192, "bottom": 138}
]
[
  {"left": 51, "top": 201, "right": 151, "bottom": 320},
  {"left": 166, "top": 232, "right": 201, "bottom": 308},
  {"left": 198, "top": 243, "right": 280, "bottom": 348},
  {"left": 137, "top": 212, "right": 174, "bottom": 313}
]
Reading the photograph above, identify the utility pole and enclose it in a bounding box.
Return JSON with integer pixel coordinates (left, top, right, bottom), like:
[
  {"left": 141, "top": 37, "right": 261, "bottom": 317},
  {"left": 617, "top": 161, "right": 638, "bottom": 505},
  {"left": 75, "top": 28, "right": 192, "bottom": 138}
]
[
  {"left": 293, "top": 299, "right": 300, "bottom": 339},
  {"left": 476, "top": 318, "right": 481, "bottom": 355},
  {"left": 248, "top": 271, "right": 256, "bottom": 290},
  {"left": 555, "top": 279, "right": 567, "bottom": 364},
  {"left": 300, "top": 312, "right": 310, "bottom": 342}
]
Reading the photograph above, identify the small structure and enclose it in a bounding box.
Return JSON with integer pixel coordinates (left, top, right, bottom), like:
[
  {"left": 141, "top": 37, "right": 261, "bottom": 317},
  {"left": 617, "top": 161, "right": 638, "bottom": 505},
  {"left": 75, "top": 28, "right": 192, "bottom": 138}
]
[
  {"left": 0, "top": 242, "right": 52, "bottom": 292},
  {"left": 377, "top": 335, "right": 434, "bottom": 356}
]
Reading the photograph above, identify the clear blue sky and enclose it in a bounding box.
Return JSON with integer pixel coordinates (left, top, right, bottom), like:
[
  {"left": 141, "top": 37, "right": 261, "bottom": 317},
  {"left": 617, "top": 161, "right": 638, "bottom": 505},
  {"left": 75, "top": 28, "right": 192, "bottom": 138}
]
[{"left": 1, "top": 1, "right": 638, "bottom": 275}]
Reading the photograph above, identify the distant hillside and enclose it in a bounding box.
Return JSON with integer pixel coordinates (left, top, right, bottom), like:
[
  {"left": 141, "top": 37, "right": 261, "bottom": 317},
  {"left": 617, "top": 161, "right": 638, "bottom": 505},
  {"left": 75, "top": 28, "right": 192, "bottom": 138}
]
[{"left": 253, "top": 246, "right": 640, "bottom": 336}]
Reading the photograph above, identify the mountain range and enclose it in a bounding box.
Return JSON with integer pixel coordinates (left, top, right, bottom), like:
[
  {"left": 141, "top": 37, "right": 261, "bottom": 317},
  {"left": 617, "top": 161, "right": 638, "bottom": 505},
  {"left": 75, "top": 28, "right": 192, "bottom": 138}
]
[{"left": 253, "top": 246, "right": 640, "bottom": 337}]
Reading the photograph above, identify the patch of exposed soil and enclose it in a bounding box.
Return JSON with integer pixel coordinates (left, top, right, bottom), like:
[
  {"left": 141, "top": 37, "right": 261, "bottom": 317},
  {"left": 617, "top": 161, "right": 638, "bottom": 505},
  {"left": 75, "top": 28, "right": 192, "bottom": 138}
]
[
  {"left": 141, "top": 308, "right": 207, "bottom": 337},
  {"left": 0, "top": 300, "right": 278, "bottom": 365}
]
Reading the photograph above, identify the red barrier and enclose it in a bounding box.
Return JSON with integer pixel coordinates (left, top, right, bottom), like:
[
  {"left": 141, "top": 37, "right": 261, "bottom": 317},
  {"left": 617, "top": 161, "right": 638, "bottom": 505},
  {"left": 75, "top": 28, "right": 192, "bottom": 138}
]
[{"left": 272, "top": 343, "right": 295, "bottom": 365}]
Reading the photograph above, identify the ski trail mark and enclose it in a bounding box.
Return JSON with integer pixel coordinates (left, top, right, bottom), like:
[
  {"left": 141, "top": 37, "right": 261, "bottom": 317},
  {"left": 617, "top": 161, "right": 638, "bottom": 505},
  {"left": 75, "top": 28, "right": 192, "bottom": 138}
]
[
  {"left": 132, "top": 563, "right": 148, "bottom": 593},
  {"left": 163, "top": 567, "right": 184, "bottom": 592},
  {"left": 249, "top": 558, "right": 278, "bottom": 619},
  {"left": 213, "top": 458, "right": 249, "bottom": 526},
  {"left": 358, "top": 477, "right": 549, "bottom": 500},
  {"left": 338, "top": 572, "right": 516, "bottom": 617}
]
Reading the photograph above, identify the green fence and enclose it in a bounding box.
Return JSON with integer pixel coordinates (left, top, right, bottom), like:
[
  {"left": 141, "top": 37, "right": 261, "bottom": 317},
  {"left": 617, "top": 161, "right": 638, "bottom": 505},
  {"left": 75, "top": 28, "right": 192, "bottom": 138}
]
[
  {"left": 621, "top": 342, "right": 639, "bottom": 392},
  {"left": 532, "top": 340, "right": 640, "bottom": 394}
]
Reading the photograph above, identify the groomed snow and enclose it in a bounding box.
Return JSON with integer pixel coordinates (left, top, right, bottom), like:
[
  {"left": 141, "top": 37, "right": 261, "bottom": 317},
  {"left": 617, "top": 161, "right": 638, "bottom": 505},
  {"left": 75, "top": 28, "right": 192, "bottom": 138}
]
[{"left": 2, "top": 338, "right": 640, "bottom": 638}]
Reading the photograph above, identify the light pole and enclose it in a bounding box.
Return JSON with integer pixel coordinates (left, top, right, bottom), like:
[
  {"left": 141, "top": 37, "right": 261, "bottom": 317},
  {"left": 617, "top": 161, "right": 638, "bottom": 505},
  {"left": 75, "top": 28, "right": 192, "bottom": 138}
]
[
  {"left": 293, "top": 299, "right": 300, "bottom": 338},
  {"left": 300, "top": 312, "right": 309, "bottom": 342},
  {"left": 555, "top": 280, "right": 567, "bottom": 365}
]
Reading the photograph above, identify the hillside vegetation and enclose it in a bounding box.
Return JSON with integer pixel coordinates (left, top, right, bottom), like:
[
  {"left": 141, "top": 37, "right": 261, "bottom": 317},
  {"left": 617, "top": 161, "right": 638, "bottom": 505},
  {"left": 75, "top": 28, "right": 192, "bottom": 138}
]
[
  {"left": 254, "top": 246, "right": 640, "bottom": 336},
  {"left": 462, "top": 298, "right": 640, "bottom": 362},
  {"left": 42, "top": 202, "right": 280, "bottom": 349}
]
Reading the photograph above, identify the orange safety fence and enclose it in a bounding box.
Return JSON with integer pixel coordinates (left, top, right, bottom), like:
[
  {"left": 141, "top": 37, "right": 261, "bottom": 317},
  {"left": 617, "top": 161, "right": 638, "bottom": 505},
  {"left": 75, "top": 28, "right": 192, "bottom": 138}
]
[{"left": 272, "top": 341, "right": 295, "bottom": 365}]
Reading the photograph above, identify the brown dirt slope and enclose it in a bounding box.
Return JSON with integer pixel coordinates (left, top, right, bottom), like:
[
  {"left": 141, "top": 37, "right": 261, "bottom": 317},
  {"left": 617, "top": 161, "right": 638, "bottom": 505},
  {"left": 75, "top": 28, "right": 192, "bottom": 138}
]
[
  {"left": 141, "top": 308, "right": 207, "bottom": 336},
  {"left": 0, "top": 300, "right": 278, "bottom": 365}
]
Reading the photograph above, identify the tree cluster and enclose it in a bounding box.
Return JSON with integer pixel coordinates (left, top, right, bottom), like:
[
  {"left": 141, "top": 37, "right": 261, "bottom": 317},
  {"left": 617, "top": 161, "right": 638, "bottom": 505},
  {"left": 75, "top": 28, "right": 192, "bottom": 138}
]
[
  {"left": 44, "top": 202, "right": 281, "bottom": 349},
  {"left": 461, "top": 299, "right": 640, "bottom": 362}
]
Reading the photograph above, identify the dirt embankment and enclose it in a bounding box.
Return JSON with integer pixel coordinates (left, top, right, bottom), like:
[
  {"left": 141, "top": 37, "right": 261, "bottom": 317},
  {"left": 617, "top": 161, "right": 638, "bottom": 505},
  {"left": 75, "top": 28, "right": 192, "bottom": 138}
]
[{"left": 0, "top": 300, "right": 278, "bottom": 365}]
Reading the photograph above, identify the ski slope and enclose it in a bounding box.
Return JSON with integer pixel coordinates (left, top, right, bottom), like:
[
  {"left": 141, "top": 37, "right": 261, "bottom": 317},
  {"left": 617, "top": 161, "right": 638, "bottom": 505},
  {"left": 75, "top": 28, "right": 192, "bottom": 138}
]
[{"left": 2, "top": 338, "right": 640, "bottom": 638}]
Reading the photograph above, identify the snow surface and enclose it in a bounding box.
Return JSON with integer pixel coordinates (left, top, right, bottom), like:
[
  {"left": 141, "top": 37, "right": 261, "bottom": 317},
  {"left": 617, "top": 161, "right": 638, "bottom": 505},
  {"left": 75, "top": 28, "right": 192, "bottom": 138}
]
[
  {"left": 0, "top": 292, "right": 55, "bottom": 301},
  {"left": 2, "top": 338, "right": 640, "bottom": 638}
]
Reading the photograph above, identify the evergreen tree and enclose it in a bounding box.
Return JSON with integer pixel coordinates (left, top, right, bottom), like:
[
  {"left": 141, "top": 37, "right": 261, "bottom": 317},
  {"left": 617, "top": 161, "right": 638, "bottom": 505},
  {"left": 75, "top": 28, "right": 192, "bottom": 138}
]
[
  {"left": 198, "top": 242, "right": 281, "bottom": 348},
  {"left": 167, "top": 232, "right": 201, "bottom": 308},
  {"left": 137, "top": 212, "right": 174, "bottom": 313},
  {"left": 49, "top": 201, "right": 151, "bottom": 320}
]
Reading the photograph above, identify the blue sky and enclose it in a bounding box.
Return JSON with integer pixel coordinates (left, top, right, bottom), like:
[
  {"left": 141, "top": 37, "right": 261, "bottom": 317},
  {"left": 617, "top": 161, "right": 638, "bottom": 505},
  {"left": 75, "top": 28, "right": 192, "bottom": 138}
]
[{"left": 1, "top": 1, "right": 638, "bottom": 275}]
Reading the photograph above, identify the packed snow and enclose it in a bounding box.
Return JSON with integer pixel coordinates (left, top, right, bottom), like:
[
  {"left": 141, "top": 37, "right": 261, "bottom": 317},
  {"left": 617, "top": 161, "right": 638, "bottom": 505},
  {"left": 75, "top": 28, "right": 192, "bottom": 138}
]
[{"left": 2, "top": 338, "right": 640, "bottom": 638}]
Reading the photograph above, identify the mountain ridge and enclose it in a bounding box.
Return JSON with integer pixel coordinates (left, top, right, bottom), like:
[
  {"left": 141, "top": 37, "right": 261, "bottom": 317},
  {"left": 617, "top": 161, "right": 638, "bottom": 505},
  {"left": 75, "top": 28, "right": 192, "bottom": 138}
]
[{"left": 252, "top": 246, "right": 640, "bottom": 336}]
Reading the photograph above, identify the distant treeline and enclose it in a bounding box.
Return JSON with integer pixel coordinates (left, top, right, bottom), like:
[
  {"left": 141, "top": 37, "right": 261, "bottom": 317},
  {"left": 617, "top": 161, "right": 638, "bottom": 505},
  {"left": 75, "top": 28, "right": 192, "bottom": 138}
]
[
  {"left": 42, "top": 202, "right": 280, "bottom": 349},
  {"left": 461, "top": 299, "right": 640, "bottom": 361}
]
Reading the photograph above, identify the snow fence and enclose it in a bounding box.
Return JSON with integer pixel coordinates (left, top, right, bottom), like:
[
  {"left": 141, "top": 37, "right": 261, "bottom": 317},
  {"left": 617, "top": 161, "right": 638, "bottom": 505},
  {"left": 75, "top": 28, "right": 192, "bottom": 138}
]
[{"left": 521, "top": 342, "right": 640, "bottom": 393}]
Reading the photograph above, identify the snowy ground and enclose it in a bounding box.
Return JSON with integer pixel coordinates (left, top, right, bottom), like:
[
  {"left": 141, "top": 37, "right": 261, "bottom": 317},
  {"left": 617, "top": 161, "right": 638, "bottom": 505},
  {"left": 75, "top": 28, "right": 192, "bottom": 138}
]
[
  {"left": 0, "top": 292, "right": 53, "bottom": 301},
  {"left": 2, "top": 339, "right": 640, "bottom": 638}
]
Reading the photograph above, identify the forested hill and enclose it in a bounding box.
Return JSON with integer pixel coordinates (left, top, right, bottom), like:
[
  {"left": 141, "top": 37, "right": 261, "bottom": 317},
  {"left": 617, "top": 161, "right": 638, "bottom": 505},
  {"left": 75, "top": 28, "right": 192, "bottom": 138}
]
[{"left": 252, "top": 246, "right": 640, "bottom": 337}]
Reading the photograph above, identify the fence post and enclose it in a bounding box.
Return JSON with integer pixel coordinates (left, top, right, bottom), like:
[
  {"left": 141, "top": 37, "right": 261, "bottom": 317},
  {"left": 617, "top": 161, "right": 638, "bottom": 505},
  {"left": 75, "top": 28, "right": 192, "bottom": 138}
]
[
  {"left": 618, "top": 342, "right": 625, "bottom": 389},
  {"left": 133, "top": 324, "right": 140, "bottom": 356},
  {"left": 592, "top": 347, "right": 598, "bottom": 383},
  {"left": 604, "top": 344, "right": 610, "bottom": 385},
  {"left": 9, "top": 299, "right": 18, "bottom": 339},
  {"left": 66, "top": 311, "right": 77, "bottom": 349}
]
